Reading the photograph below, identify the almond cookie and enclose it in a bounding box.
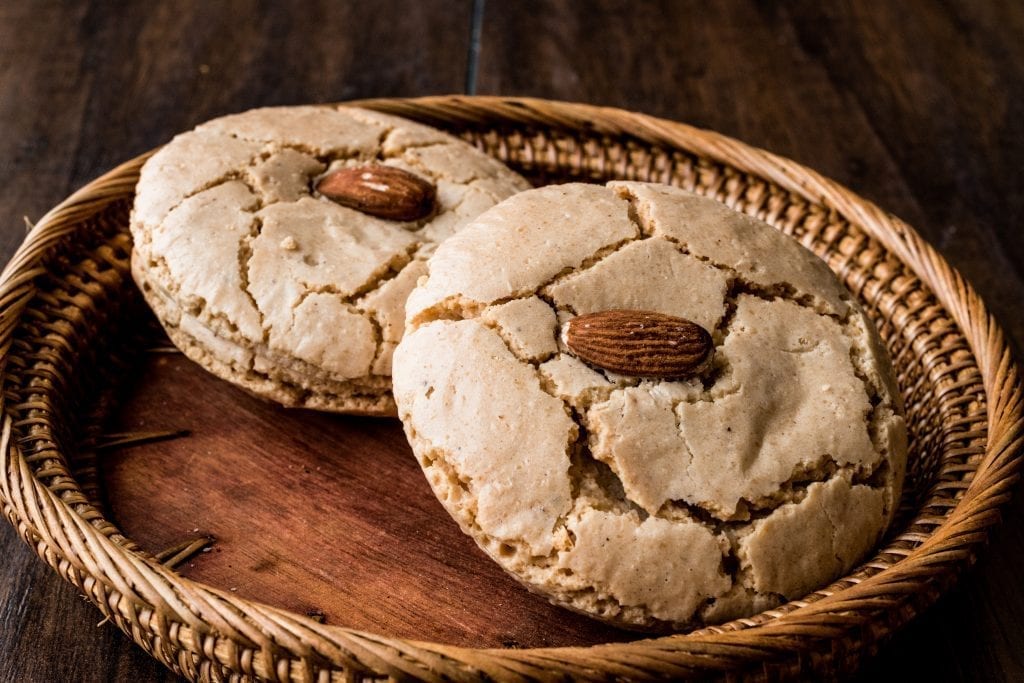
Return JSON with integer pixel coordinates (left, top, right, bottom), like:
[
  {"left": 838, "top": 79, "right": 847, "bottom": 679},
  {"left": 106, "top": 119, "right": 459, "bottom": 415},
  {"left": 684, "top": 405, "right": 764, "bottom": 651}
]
[
  {"left": 392, "top": 182, "right": 907, "bottom": 630},
  {"left": 130, "top": 106, "right": 530, "bottom": 415}
]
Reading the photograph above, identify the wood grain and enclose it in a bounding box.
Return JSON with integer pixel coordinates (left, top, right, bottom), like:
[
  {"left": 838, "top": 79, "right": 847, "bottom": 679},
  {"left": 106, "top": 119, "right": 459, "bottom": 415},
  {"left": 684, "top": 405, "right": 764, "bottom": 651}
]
[{"left": 1, "top": 0, "right": 1022, "bottom": 680}]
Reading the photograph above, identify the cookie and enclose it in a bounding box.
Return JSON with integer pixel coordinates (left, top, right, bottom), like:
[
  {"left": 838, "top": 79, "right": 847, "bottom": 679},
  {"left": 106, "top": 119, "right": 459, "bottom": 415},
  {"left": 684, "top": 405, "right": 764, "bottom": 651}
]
[
  {"left": 130, "top": 106, "right": 530, "bottom": 414},
  {"left": 392, "top": 182, "right": 907, "bottom": 630}
]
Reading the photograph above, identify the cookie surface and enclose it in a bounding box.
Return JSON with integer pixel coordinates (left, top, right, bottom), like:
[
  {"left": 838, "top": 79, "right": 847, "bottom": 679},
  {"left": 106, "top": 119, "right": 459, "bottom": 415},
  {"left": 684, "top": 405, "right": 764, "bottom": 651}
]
[
  {"left": 392, "top": 182, "right": 908, "bottom": 630},
  {"left": 130, "top": 106, "right": 530, "bottom": 414}
]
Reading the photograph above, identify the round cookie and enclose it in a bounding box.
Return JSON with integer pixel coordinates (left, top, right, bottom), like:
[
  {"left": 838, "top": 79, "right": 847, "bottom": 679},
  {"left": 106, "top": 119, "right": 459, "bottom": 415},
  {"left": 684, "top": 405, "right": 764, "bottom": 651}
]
[
  {"left": 130, "top": 106, "right": 530, "bottom": 414},
  {"left": 392, "top": 182, "right": 907, "bottom": 630}
]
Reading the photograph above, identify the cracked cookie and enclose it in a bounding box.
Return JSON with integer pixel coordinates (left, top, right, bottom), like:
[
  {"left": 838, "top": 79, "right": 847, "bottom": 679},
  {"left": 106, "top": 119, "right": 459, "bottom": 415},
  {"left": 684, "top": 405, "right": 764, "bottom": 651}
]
[
  {"left": 129, "top": 105, "right": 530, "bottom": 414},
  {"left": 392, "top": 182, "right": 908, "bottom": 630}
]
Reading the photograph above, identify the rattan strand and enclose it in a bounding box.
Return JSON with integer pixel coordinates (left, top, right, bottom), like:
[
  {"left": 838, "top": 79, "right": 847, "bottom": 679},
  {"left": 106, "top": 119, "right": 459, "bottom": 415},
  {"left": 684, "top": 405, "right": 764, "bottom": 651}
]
[{"left": 0, "top": 96, "right": 1020, "bottom": 682}]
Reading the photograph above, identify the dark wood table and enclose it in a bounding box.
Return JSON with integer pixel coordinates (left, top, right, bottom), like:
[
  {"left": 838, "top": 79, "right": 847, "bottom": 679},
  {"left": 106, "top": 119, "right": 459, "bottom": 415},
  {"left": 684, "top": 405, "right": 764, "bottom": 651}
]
[{"left": 2, "top": 2, "right": 1022, "bottom": 680}]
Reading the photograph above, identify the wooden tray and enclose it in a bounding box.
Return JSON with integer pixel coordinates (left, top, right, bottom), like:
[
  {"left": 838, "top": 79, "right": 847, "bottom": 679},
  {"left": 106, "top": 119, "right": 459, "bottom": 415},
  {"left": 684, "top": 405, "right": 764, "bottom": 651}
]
[{"left": 1, "top": 96, "right": 1021, "bottom": 681}]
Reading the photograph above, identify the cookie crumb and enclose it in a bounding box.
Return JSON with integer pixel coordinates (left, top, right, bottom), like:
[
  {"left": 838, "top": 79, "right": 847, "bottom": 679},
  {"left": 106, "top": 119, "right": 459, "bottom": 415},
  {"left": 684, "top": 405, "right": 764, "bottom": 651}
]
[{"left": 280, "top": 236, "right": 299, "bottom": 251}]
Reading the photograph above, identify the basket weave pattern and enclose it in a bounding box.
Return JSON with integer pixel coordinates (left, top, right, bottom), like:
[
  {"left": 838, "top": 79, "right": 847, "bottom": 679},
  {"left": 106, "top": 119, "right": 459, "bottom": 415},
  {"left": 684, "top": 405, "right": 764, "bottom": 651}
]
[{"left": 0, "top": 97, "right": 1021, "bottom": 681}]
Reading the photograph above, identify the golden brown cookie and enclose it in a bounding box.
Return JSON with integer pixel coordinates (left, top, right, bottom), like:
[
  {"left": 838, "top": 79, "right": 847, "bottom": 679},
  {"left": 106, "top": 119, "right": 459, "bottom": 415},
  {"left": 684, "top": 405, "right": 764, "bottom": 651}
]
[
  {"left": 130, "top": 106, "right": 529, "bottom": 414},
  {"left": 393, "top": 182, "right": 907, "bottom": 630}
]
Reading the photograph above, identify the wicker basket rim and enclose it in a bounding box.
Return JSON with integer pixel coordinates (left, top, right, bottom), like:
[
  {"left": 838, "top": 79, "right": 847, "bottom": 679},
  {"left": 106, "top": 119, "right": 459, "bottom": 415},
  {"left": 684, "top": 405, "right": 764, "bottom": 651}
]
[{"left": 0, "top": 95, "right": 1021, "bottom": 681}]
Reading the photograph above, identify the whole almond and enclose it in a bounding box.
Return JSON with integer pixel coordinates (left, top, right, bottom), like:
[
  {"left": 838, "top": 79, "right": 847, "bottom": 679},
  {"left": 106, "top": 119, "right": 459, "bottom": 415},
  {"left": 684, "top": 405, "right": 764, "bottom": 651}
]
[
  {"left": 316, "top": 165, "right": 435, "bottom": 221},
  {"left": 565, "top": 309, "right": 713, "bottom": 379}
]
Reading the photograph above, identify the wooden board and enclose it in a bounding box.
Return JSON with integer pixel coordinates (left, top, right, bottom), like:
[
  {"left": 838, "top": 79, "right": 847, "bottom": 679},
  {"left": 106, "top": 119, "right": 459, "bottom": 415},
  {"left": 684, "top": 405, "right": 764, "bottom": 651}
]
[{"left": 101, "top": 349, "right": 634, "bottom": 649}]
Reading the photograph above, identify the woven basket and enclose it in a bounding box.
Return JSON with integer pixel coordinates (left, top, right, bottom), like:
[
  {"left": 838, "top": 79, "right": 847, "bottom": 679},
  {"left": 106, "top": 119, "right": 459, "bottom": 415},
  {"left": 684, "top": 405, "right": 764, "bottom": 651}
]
[{"left": 1, "top": 96, "right": 1021, "bottom": 681}]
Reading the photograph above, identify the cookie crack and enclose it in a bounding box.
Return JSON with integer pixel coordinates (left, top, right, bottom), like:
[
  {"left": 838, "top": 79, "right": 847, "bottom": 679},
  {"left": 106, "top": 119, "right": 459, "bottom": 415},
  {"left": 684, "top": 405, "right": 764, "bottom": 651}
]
[
  {"left": 405, "top": 175, "right": 509, "bottom": 239},
  {"left": 238, "top": 215, "right": 268, "bottom": 346},
  {"left": 339, "top": 107, "right": 443, "bottom": 159},
  {"left": 268, "top": 142, "right": 347, "bottom": 169},
  {"left": 289, "top": 291, "right": 389, "bottom": 377},
  {"left": 141, "top": 247, "right": 256, "bottom": 347},
  {"left": 551, "top": 420, "right": 737, "bottom": 630},
  {"left": 535, "top": 361, "right": 624, "bottom": 415},
  {"left": 451, "top": 323, "right": 653, "bottom": 569},
  {"left": 843, "top": 321, "right": 894, "bottom": 438},
  {"left": 546, "top": 418, "right": 650, "bottom": 560},
  {"left": 292, "top": 284, "right": 362, "bottom": 316},
  {"left": 695, "top": 531, "right": 745, "bottom": 621},
  {"left": 372, "top": 125, "right": 395, "bottom": 159},
  {"left": 362, "top": 314, "right": 386, "bottom": 373},
  {"left": 410, "top": 233, "right": 643, "bottom": 328},
  {"left": 146, "top": 162, "right": 265, "bottom": 229},
  {"left": 842, "top": 333, "right": 900, "bottom": 519},
  {"left": 350, "top": 242, "right": 421, "bottom": 302},
  {"left": 477, "top": 316, "right": 558, "bottom": 369},
  {"left": 395, "top": 142, "right": 491, "bottom": 185},
  {"left": 656, "top": 454, "right": 888, "bottom": 531},
  {"left": 222, "top": 132, "right": 377, "bottom": 165},
  {"left": 386, "top": 139, "right": 454, "bottom": 157},
  {"left": 615, "top": 186, "right": 851, "bottom": 324},
  {"left": 681, "top": 279, "right": 893, "bottom": 493},
  {"left": 664, "top": 233, "right": 850, "bottom": 323},
  {"left": 536, "top": 238, "right": 643, "bottom": 309},
  {"left": 817, "top": 490, "right": 844, "bottom": 568},
  {"left": 285, "top": 242, "right": 418, "bottom": 324},
  {"left": 737, "top": 456, "right": 841, "bottom": 520}
]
